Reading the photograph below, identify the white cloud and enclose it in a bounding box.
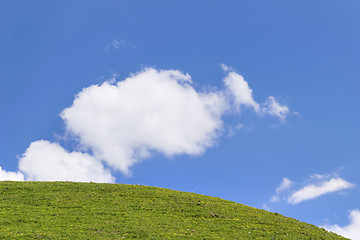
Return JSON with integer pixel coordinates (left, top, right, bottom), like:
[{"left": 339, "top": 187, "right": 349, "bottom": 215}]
[
  {"left": 0, "top": 66, "right": 290, "bottom": 181},
  {"left": 287, "top": 177, "right": 354, "bottom": 204},
  {"left": 220, "top": 63, "right": 232, "bottom": 72},
  {"left": 269, "top": 174, "right": 354, "bottom": 205},
  {"left": 18, "top": 140, "right": 115, "bottom": 183},
  {"left": 224, "top": 71, "right": 261, "bottom": 113},
  {"left": 227, "top": 123, "right": 245, "bottom": 137},
  {"left": 262, "top": 204, "right": 271, "bottom": 211},
  {"left": 105, "top": 39, "right": 136, "bottom": 52},
  {"left": 223, "top": 71, "right": 289, "bottom": 121},
  {"left": 276, "top": 177, "right": 293, "bottom": 193},
  {"left": 263, "top": 96, "right": 289, "bottom": 121},
  {"left": 235, "top": 123, "right": 244, "bottom": 130},
  {"left": 61, "top": 68, "right": 228, "bottom": 175},
  {"left": 321, "top": 209, "right": 360, "bottom": 240},
  {"left": 270, "top": 195, "right": 280, "bottom": 203},
  {"left": 270, "top": 177, "right": 293, "bottom": 202},
  {"left": 0, "top": 167, "right": 24, "bottom": 181}
]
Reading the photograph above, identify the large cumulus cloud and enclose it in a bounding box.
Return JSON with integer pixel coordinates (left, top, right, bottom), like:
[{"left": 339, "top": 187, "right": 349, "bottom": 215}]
[{"left": 60, "top": 68, "right": 228, "bottom": 175}]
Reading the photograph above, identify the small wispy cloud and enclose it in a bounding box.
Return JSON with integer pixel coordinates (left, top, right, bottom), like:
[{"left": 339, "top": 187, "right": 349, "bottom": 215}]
[
  {"left": 220, "top": 63, "right": 233, "bottom": 72},
  {"left": 224, "top": 71, "right": 261, "bottom": 113},
  {"left": 262, "top": 204, "right": 271, "bottom": 211},
  {"left": 287, "top": 177, "right": 354, "bottom": 204},
  {"left": 276, "top": 177, "right": 293, "bottom": 193},
  {"left": 270, "top": 177, "right": 293, "bottom": 203},
  {"left": 222, "top": 64, "right": 290, "bottom": 121},
  {"left": 262, "top": 96, "right": 289, "bottom": 122},
  {"left": 269, "top": 173, "right": 354, "bottom": 205},
  {"left": 104, "top": 39, "right": 136, "bottom": 53},
  {"left": 321, "top": 209, "right": 360, "bottom": 240},
  {"left": 227, "top": 123, "right": 245, "bottom": 137}
]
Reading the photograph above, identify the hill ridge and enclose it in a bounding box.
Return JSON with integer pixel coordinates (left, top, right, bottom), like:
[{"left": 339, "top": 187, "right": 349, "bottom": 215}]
[{"left": 0, "top": 181, "right": 346, "bottom": 239}]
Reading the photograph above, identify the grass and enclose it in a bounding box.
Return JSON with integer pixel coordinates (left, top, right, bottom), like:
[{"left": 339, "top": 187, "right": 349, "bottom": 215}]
[{"left": 0, "top": 181, "right": 346, "bottom": 239}]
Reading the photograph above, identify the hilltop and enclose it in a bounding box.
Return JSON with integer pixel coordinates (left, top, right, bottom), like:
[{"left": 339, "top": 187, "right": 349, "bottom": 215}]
[{"left": 0, "top": 181, "right": 346, "bottom": 239}]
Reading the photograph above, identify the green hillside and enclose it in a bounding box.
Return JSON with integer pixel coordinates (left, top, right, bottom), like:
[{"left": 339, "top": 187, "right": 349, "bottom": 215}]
[{"left": 0, "top": 181, "right": 346, "bottom": 239}]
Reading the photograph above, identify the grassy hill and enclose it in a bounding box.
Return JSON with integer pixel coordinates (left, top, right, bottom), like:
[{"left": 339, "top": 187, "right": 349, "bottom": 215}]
[{"left": 0, "top": 181, "right": 346, "bottom": 239}]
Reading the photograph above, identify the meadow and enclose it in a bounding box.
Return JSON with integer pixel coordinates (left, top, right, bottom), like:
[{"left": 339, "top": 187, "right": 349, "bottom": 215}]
[{"left": 0, "top": 181, "right": 346, "bottom": 239}]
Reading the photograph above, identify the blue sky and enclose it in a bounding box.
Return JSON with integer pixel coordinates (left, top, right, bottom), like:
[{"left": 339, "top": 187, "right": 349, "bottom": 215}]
[{"left": 1, "top": 1, "right": 360, "bottom": 238}]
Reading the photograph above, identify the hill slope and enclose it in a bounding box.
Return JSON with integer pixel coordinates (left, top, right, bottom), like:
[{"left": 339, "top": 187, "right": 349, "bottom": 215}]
[{"left": 0, "top": 181, "right": 345, "bottom": 239}]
